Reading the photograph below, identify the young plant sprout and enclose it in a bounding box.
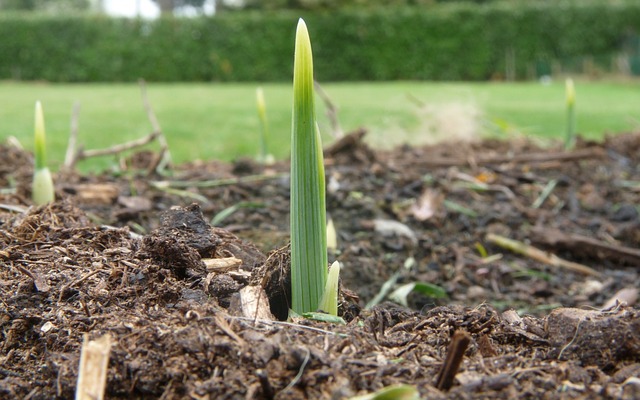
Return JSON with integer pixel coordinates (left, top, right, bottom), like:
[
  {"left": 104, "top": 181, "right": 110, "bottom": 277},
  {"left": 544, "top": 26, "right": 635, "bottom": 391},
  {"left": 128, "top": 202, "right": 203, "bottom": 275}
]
[
  {"left": 32, "top": 101, "right": 55, "bottom": 205},
  {"left": 255, "top": 87, "right": 274, "bottom": 164},
  {"left": 318, "top": 261, "right": 340, "bottom": 315},
  {"left": 290, "top": 19, "right": 336, "bottom": 315},
  {"left": 564, "top": 78, "right": 576, "bottom": 150},
  {"left": 326, "top": 217, "right": 337, "bottom": 252},
  {"left": 349, "top": 384, "right": 420, "bottom": 400}
]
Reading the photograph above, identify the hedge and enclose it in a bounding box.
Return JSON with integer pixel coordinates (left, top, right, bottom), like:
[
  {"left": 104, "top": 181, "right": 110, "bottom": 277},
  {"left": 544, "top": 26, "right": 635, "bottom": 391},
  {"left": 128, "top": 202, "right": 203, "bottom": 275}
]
[{"left": 1, "top": 0, "right": 639, "bottom": 82}]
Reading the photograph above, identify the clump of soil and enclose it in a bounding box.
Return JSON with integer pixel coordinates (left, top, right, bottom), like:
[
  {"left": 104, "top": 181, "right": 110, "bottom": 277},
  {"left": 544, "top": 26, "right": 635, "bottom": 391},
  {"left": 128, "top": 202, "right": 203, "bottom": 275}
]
[{"left": 1, "top": 131, "right": 639, "bottom": 399}]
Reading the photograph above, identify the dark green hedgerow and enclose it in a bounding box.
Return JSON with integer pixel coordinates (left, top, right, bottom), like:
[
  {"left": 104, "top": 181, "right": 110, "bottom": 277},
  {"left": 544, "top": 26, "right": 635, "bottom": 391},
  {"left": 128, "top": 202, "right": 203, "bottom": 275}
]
[{"left": 1, "top": 1, "right": 639, "bottom": 82}]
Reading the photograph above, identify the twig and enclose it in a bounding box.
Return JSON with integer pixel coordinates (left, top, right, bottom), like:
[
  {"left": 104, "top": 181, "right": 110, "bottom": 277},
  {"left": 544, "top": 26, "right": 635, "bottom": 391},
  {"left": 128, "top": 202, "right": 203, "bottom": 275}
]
[
  {"left": 149, "top": 183, "right": 209, "bottom": 203},
  {"left": 486, "top": 233, "right": 602, "bottom": 277},
  {"left": 214, "top": 314, "right": 246, "bottom": 347},
  {"left": 226, "top": 315, "right": 345, "bottom": 337},
  {"left": 323, "top": 128, "right": 367, "bottom": 157},
  {"left": 65, "top": 82, "right": 171, "bottom": 169},
  {"left": 58, "top": 269, "right": 102, "bottom": 302},
  {"left": 406, "top": 93, "right": 426, "bottom": 108},
  {"left": 74, "top": 132, "right": 160, "bottom": 161},
  {"left": 407, "top": 147, "right": 605, "bottom": 168},
  {"left": 532, "top": 179, "right": 558, "bottom": 209},
  {"left": 0, "top": 204, "right": 27, "bottom": 213},
  {"left": 435, "top": 330, "right": 471, "bottom": 391},
  {"left": 151, "top": 173, "right": 286, "bottom": 189},
  {"left": 557, "top": 317, "right": 584, "bottom": 360},
  {"left": 283, "top": 347, "right": 310, "bottom": 392},
  {"left": 63, "top": 101, "right": 81, "bottom": 170},
  {"left": 145, "top": 146, "right": 166, "bottom": 176},
  {"left": 314, "top": 80, "right": 343, "bottom": 139},
  {"left": 139, "top": 79, "right": 172, "bottom": 171},
  {"left": 75, "top": 334, "right": 112, "bottom": 400},
  {"left": 15, "top": 264, "right": 36, "bottom": 280},
  {"left": 531, "top": 227, "right": 640, "bottom": 266}
]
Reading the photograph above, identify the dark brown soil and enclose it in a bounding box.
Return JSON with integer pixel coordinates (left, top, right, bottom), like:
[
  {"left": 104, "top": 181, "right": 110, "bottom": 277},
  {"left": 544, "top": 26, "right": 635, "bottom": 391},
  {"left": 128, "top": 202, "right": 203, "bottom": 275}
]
[{"left": 1, "top": 131, "right": 639, "bottom": 399}]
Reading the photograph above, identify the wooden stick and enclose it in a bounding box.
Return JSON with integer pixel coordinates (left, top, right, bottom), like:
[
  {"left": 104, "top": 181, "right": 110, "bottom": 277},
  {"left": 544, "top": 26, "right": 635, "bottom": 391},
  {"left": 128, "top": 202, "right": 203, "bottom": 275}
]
[
  {"left": 323, "top": 128, "right": 368, "bottom": 157},
  {"left": 436, "top": 330, "right": 471, "bottom": 391},
  {"left": 314, "top": 80, "right": 344, "bottom": 139},
  {"left": 76, "top": 334, "right": 112, "bottom": 400},
  {"left": 63, "top": 101, "right": 81, "bottom": 170},
  {"left": 151, "top": 172, "right": 285, "bottom": 189},
  {"left": 75, "top": 132, "right": 160, "bottom": 160},
  {"left": 139, "top": 79, "right": 172, "bottom": 170},
  {"left": 486, "top": 233, "right": 602, "bottom": 277},
  {"left": 531, "top": 227, "right": 640, "bottom": 266},
  {"left": 405, "top": 147, "right": 605, "bottom": 168}
]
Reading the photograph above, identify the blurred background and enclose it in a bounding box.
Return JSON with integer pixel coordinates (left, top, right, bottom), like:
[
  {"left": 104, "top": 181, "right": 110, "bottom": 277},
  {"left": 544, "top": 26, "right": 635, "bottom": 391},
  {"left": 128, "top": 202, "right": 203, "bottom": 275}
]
[
  {"left": 1, "top": 0, "right": 640, "bottom": 170},
  {"left": 2, "top": 0, "right": 639, "bottom": 81}
]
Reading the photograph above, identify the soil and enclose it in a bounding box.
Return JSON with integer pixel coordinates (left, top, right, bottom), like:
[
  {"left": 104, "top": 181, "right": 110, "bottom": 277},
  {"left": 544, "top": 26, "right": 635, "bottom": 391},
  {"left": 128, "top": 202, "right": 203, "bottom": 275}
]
[{"left": 1, "top": 131, "right": 640, "bottom": 399}]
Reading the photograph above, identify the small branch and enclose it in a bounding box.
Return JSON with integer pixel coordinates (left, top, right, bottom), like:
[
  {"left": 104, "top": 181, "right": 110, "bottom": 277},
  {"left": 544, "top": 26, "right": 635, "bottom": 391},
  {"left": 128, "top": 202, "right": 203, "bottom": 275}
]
[
  {"left": 436, "top": 330, "right": 471, "bottom": 391},
  {"left": 63, "top": 101, "right": 81, "bottom": 170},
  {"left": 75, "top": 334, "right": 112, "bottom": 400},
  {"left": 75, "top": 132, "right": 160, "bottom": 161},
  {"left": 283, "top": 347, "right": 310, "bottom": 392},
  {"left": 139, "top": 79, "right": 161, "bottom": 133},
  {"left": 139, "top": 79, "right": 172, "bottom": 170},
  {"left": 151, "top": 172, "right": 286, "bottom": 189},
  {"left": 324, "top": 128, "right": 368, "bottom": 157},
  {"left": 406, "top": 93, "right": 426, "bottom": 108},
  {"left": 486, "top": 233, "right": 602, "bottom": 277},
  {"left": 532, "top": 179, "right": 558, "bottom": 209},
  {"left": 58, "top": 269, "right": 103, "bottom": 303},
  {"left": 408, "top": 147, "right": 605, "bottom": 168},
  {"left": 314, "top": 80, "right": 344, "bottom": 139},
  {"left": 531, "top": 227, "right": 640, "bottom": 266},
  {"left": 149, "top": 183, "right": 209, "bottom": 203}
]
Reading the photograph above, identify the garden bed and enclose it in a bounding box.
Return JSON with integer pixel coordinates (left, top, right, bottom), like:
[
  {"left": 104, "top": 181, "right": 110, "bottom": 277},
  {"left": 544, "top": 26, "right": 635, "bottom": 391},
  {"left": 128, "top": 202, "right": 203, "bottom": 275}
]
[{"left": 1, "top": 131, "right": 639, "bottom": 399}]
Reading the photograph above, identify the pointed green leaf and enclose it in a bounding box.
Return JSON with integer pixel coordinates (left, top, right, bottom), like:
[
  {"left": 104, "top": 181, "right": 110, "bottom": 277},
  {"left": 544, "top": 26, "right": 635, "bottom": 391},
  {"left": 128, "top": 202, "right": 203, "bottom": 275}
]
[
  {"left": 318, "top": 261, "right": 340, "bottom": 316},
  {"left": 390, "top": 282, "right": 446, "bottom": 307},
  {"left": 564, "top": 78, "right": 576, "bottom": 150},
  {"left": 290, "top": 18, "right": 327, "bottom": 314},
  {"left": 326, "top": 218, "right": 337, "bottom": 251},
  {"left": 34, "top": 101, "right": 46, "bottom": 170},
  {"left": 256, "top": 87, "right": 271, "bottom": 163},
  {"left": 32, "top": 101, "right": 54, "bottom": 205},
  {"left": 349, "top": 384, "right": 420, "bottom": 400}
]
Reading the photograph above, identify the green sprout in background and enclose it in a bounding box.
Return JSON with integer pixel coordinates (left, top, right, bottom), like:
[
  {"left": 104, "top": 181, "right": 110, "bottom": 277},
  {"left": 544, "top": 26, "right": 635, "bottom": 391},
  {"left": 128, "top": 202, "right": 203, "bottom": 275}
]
[
  {"left": 326, "top": 217, "right": 337, "bottom": 252},
  {"left": 290, "top": 18, "right": 334, "bottom": 315},
  {"left": 255, "top": 87, "right": 274, "bottom": 164},
  {"left": 564, "top": 78, "right": 576, "bottom": 150},
  {"left": 349, "top": 384, "right": 420, "bottom": 400},
  {"left": 32, "top": 100, "right": 55, "bottom": 205}
]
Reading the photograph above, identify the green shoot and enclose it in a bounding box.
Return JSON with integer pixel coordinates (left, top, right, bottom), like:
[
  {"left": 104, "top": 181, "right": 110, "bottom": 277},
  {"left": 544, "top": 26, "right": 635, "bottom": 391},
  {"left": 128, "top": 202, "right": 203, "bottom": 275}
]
[
  {"left": 301, "top": 311, "right": 345, "bottom": 325},
  {"left": 318, "top": 261, "right": 340, "bottom": 315},
  {"left": 349, "top": 384, "right": 420, "bottom": 400},
  {"left": 210, "top": 201, "right": 264, "bottom": 226},
  {"left": 290, "top": 18, "right": 329, "bottom": 315},
  {"left": 564, "top": 78, "right": 576, "bottom": 150},
  {"left": 32, "top": 101, "right": 55, "bottom": 205},
  {"left": 389, "top": 282, "right": 446, "bottom": 308},
  {"left": 326, "top": 218, "right": 337, "bottom": 251},
  {"left": 255, "top": 87, "right": 273, "bottom": 164}
]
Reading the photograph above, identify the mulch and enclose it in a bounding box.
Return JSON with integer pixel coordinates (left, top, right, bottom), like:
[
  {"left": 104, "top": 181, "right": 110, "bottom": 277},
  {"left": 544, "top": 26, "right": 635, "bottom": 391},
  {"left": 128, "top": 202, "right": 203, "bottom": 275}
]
[{"left": 1, "top": 131, "right": 639, "bottom": 399}]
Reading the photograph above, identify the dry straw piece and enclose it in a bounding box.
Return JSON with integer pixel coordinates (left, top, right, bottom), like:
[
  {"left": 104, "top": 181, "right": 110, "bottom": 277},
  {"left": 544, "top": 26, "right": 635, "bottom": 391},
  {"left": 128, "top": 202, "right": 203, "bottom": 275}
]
[{"left": 75, "top": 334, "right": 112, "bottom": 400}]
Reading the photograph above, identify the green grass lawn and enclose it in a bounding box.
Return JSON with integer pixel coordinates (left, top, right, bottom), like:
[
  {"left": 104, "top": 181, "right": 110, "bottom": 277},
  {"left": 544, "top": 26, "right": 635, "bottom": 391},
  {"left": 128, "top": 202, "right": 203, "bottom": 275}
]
[{"left": 1, "top": 81, "right": 639, "bottom": 172}]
